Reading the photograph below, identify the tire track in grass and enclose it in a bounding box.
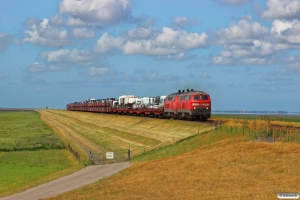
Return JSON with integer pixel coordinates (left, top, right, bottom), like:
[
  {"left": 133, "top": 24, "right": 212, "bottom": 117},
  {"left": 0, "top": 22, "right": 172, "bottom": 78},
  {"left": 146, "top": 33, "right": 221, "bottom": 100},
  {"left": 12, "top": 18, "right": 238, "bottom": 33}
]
[
  {"left": 45, "top": 110, "right": 161, "bottom": 149},
  {"left": 39, "top": 111, "right": 105, "bottom": 164}
]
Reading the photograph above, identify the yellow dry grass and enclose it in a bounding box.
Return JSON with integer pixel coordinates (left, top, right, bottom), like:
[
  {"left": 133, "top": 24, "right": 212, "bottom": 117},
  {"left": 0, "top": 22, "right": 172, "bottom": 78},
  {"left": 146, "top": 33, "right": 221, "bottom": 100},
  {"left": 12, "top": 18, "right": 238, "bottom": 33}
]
[{"left": 47, "top": 138, "right": 300, "bottom": 200}]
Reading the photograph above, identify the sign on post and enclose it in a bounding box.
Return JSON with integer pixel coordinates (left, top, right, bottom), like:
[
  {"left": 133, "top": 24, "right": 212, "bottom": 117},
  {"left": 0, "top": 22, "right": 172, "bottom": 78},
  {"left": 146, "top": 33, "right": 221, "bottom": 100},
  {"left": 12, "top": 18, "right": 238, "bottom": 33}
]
[{"left": 106, "top": 152, "right": 114, "bottom": 159}]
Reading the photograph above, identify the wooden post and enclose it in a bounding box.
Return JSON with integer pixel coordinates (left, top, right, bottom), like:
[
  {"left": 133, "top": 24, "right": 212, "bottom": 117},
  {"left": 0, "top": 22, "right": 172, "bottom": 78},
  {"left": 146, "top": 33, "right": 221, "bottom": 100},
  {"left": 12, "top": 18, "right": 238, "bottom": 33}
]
[{"left": 128, "top": 147, "right": 131, "bottom": 160}]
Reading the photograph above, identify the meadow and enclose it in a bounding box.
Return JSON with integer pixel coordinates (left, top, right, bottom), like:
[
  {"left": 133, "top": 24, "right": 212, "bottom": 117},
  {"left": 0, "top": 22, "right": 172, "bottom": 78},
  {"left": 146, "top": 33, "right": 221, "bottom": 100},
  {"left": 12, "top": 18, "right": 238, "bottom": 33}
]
[
  {"left": 0, "top": 111, "right": 81, "bottom": 197},
  {"left": 2, "top": 110, "right": 300, "bottom": 199},
  {"left": 0, "top": 111, "right": 64, "bottom": 151},
  {"left": 43, "top": 111, "right": 300, "bottom": 200}
]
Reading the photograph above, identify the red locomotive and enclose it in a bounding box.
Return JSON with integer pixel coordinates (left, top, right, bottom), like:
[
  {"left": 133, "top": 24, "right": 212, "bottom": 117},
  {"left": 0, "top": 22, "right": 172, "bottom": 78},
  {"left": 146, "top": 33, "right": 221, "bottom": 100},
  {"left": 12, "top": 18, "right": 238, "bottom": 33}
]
[
  {"left": 164, "top": 89, "right": 211, "bottom": 120},
  {"left": 66, "top": 89, "right": 211, "bottom": 121}
]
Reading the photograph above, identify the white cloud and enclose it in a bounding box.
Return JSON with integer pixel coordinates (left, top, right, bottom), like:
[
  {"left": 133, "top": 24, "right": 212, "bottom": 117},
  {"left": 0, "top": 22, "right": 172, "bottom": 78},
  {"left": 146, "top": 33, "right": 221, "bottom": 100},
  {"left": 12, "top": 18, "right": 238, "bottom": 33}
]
[
  {"left": 212, "top": 17, "right": 278, "bottom": 66},
  {"left": 94, "top": 33, "right": 124, "bottom": 54},
  {"left": 94, "top": 27, "right": 208, "bottom": 56},
  {"left": 216, "top": 17, "right": 269, "bottom": 45},
  {"left": 127, "top": 27, "right": 155, "bottom": 39},
  {"left": 213, "top": 0, "right": 252, "bottom": 6},
  {"left": 40, "top": 49, "right": 92, "bottom": 63},
  {"left": 23, "top": 18, "right": 70, "bottom": 47},
  {"left": 87, "top": 67, "right": 117, "bottom": 76},
  {"left": 172, "top": 17, "right": 199, "bottom": 29},
  {"left": 26, "top": 62, "right": 59, "bottom": 74},
  {"left": 271, "top": 20, "right": 300, "bottom": 46},
  {"left": 58, "top": 0, "right": 132, "bottom": 26},
  {"left": 72, "top": 27, "right": 95, "bottom": 38},
  {"left": 271, "top": 20, "right": 297, "bottom": 34},
  {"left": 260, "top": 0, "right": 300, "bottom": 20},
  {"left": 220, "top": 50, "right": 231, "bottom": 57}
]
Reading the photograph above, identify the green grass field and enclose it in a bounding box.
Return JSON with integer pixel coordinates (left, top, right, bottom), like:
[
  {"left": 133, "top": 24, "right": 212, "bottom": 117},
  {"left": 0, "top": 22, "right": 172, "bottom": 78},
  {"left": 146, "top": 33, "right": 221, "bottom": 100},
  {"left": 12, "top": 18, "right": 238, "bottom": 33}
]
[
  {"left": 0, "top": 111, "right": 65, "bottom": 151},
  {"left": 0, "top": 111, "right": 80, "bottom": 197}
]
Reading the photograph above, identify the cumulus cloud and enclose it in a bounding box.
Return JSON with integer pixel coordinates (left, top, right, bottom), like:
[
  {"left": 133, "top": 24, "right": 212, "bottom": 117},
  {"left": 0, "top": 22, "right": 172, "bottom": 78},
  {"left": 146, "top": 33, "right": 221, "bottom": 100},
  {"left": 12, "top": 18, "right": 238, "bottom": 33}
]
[
  {"left": 0, "top": 33, "right": 13, "bottom": 51},
  {"left": 39, "top": 49, "right": 92, "bottom": 63},
  {"left": 57, "top": 0, "right": 132, "bottom": 27},
  {"left": 172, "top": 17, "right": 199, "bottom": 29},
  {"left": 212, "top": 17, "right": 277, "bottom": 65},
  {"left": 213, "top": 0, "right": 252, "bottom": 6},
  {"left": 271, "top": 20, "right": 300, "bottom": 46},
  {"left": 94, "top": 33, "right": 124, "bottom": 54},
  {"left": 94, "top": 27, "right": 208, "bottom": 56},
  {"left": 23, "top": 18, "right": 70, "bottom": 47},
  {"left": 260, "top": 0, "right": 300, "bottom": 20},
  {"left": 126, "top": 27, "right": 155, "bottom": 39},
  {"left": 26, "top": 62, "right": 59, "bottom": 74},
  {"left": 72, "top": 27, "right": 95, "bottom": 38},
  {"left": 216, "top": 17, "right": 269, "bottom": 45},
  {"left": 122, "top": 27, "right": 208, "bottom": 55}
]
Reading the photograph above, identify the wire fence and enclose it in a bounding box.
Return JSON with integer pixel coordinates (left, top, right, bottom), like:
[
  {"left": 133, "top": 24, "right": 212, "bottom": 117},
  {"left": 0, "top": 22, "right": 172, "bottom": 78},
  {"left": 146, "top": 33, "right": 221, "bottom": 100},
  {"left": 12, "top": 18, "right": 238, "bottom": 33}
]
[{"left": 214, "top": 121, "right": 300, "bottom": 143}]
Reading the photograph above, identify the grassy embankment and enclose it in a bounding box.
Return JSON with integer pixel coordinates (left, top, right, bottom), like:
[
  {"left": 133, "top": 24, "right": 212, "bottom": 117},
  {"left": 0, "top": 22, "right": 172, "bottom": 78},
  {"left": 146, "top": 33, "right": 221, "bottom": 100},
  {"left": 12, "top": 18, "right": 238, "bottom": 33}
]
[
  {"left": 46, "top": 112, "right": 300, "bottom": 200},
  {"left": 0, "top": 111, "right": 82, "bottom": 197},
  {"left": 39, "top": 110, "right": 213, "bottom": 162}
]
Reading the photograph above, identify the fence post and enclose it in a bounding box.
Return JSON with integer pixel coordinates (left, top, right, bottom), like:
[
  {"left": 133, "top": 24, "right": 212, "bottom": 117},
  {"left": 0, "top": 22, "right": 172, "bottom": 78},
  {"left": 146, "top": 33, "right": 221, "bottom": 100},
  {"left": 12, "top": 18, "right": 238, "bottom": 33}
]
[
  {"left": 89, "top": 151, "right": 92, "bottom": 164},
  {"left": 128, "top": 148, "right": 131, "bottom": 160}
]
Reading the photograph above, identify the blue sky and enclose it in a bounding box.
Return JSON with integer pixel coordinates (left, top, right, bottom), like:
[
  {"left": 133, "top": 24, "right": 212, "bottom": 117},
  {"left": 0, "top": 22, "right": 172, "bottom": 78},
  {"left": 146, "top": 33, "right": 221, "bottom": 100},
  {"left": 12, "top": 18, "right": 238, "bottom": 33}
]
[{"left": 0, "top": 0, "right": 300, "bottom": 112}]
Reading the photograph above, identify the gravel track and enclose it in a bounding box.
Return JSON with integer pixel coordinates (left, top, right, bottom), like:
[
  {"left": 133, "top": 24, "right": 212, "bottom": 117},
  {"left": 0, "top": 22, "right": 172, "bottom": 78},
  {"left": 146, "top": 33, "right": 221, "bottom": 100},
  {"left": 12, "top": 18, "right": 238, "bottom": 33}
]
[{"left": 0, "top": 162, "right": 130, "bottom": 200}]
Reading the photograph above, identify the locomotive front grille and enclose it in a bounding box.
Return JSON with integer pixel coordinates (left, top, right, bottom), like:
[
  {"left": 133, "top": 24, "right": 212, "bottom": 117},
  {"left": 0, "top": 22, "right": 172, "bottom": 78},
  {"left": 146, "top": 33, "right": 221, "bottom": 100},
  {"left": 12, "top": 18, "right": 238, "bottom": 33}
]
[{"left": 192, "top": 108, "right": 211, "bottom": 115}]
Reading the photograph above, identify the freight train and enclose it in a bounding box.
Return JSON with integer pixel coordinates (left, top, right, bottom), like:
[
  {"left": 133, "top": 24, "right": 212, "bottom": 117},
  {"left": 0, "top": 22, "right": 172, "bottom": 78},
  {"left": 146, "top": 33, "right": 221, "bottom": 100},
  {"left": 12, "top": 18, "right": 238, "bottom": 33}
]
[{"left": 66, "top": 89, "right": 211, "bottom": 121}]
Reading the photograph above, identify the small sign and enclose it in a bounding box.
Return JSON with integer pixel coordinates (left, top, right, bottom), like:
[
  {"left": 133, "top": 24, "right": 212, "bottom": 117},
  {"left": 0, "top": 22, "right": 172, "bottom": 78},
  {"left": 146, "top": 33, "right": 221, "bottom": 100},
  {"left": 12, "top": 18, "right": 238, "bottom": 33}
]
[
  {"left": 277, "top": 192, "right": 299, "bottom": 199},
  {"left": 106, "top": 152, "right": 114, "bottom": 159}
]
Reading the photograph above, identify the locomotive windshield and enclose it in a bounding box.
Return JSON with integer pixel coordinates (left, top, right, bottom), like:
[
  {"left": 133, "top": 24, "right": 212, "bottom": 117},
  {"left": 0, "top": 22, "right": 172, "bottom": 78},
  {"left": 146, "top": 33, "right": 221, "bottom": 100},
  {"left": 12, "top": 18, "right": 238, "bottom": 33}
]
[
  {"left": 194, "top": 95, "right": 209, "bottom": 100},
  {"left": 194, "top": 95, "right": 200, "bottom": 100},
  {"left": 202, "top": 95, "right": 209, "bottom": 100}
]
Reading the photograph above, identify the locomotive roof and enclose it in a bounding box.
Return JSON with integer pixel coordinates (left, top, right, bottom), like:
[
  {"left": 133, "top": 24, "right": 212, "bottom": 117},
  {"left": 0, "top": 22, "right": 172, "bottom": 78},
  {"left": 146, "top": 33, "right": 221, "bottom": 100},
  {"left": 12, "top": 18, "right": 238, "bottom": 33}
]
[{"left": 167, "top": 90, "right": 208, "bottom": 96}]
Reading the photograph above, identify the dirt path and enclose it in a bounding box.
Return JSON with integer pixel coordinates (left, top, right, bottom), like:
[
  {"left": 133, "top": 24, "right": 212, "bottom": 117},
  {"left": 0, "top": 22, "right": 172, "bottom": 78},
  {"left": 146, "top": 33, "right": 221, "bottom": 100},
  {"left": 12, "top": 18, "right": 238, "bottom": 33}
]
[{"left": 0, "top": 162, "right": 130, "bottom": 200}]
